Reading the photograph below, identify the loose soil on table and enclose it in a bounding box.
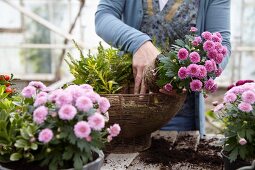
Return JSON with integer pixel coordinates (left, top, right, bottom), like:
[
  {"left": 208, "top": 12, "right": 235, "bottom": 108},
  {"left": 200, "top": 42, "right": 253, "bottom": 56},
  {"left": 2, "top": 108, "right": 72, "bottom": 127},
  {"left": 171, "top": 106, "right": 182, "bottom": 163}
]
[{"left": 137, "top": 137, "right": 223, "bottom": 169}]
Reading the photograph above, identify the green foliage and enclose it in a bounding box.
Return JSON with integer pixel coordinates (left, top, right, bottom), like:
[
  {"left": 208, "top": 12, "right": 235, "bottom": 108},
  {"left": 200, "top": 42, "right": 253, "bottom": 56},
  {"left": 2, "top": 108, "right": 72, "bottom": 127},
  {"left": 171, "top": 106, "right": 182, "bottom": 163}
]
[
  {"left": 66, "top": 42, "right": 133, "bottom": 94},
  {"left": 214, "top": 83, "right": 255, "bottom": 162}
]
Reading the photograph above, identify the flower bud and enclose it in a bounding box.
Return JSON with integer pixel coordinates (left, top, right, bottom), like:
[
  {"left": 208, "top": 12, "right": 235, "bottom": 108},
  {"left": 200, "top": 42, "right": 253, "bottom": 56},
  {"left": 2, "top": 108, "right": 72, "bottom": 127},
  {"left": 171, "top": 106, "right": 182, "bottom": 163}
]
[
  {"left": 239, "top": 138, "right": 247, "bottom": 145},
  {"left": 46, "top": 148, "right": 51, "bottom": 153},
  {"left": 30, "top": 137, "right": 36, "bottom": 143}
]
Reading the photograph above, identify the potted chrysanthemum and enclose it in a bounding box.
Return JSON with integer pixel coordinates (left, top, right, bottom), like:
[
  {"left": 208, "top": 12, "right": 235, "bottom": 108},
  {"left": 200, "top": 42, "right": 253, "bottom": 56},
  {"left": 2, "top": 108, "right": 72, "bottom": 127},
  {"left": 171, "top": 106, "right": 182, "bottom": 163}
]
[
  {"left": 213, "top": 80, "right": 255, "bottom": 170},
  {"left": 0, "top": 81, "right": 120, "bottom": 170}
]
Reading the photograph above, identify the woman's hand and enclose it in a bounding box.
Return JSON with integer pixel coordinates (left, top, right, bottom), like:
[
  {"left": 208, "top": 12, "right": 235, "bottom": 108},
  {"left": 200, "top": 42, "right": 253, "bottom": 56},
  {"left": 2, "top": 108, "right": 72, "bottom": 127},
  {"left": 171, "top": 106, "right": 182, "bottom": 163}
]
[{"left": 132, "top": 41, "right": 160, "bottom": 94}]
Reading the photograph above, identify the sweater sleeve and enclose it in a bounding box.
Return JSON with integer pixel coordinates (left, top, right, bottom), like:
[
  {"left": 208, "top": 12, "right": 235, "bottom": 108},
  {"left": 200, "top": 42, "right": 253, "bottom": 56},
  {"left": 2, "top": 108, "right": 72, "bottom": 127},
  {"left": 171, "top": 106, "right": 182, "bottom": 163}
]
[
  {"left": 95, "top": 0, "right": 151, "bottom": 54},
  {"left": 205, "top": 0, "right": 231, "bottom": 69}
]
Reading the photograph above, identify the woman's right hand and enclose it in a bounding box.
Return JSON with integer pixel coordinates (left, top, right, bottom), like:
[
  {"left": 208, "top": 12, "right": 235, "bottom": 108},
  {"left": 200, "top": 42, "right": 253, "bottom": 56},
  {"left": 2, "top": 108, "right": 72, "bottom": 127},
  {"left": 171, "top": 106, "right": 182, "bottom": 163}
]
[{"left": 132, "top": 41, "right": 160, "bottom": 94}]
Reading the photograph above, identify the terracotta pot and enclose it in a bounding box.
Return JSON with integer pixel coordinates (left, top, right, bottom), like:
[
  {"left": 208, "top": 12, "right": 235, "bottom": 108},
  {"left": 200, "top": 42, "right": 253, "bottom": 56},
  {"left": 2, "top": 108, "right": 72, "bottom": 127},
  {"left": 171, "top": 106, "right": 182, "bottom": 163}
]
[
  {"left": 0, "top": 151, "right": 104, "bottom": 170},
  {"left": 221, "top": 150, "right": 251, "bottom": 170}
]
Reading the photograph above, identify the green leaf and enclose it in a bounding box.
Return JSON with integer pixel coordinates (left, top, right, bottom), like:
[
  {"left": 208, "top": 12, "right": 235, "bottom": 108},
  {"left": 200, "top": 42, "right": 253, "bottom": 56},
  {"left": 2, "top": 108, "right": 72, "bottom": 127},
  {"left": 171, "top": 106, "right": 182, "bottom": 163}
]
[
  {"left": 74, "top": 155, "right": 83, "bottom": 170},
  {"left": 63, "top": 150, "right": 73, "bottom": 160},
  {"left": 175, "top": 39, "right": 185, "bottom": 47},
  {"left": 239, "top": 147, "right": 246, "bottom": 160},
  {"left": 246, "top": 129, "right": 255, "bottom": 142},
  {"left": 14, "top": 139, "right": 27, "bottom": 148},
  {"left": 229, "top": 147, "right": 239, "bottom": 162},
  {"left": 10, "top": 153, "right": 22, "bottom": 161},
  {"left": 31, "top": 143, "right": 38, "bottom": 150}
]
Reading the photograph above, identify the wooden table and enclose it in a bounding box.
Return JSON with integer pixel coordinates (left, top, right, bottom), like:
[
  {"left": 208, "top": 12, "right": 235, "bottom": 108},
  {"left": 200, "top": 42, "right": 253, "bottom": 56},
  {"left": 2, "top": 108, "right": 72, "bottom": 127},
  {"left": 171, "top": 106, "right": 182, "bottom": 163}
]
[{"left": 102, "top": 131, "right": 223, "bottom": 170}]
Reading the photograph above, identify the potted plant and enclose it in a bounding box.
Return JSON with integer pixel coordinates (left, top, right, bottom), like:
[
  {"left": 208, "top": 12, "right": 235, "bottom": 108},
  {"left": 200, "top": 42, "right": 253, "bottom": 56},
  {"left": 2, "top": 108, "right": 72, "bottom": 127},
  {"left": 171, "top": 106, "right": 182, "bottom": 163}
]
[
  {"left": 144, "top": 27, "right": 228, "bottom": 96},
  {"left": 0, "top": 74, "right": 15, "bottom": 95},
  {"left": 213, "top": 80, "right": 255, "bottom": 170},
  {"left": 0, "top": 81, "right": 121, "bottom": 170}
]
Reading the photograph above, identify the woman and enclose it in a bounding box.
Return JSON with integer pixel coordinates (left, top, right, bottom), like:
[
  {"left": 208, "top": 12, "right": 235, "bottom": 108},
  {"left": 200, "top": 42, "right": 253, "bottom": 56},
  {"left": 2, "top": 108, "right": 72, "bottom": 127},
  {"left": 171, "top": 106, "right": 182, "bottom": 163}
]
[{"left": 95, "top": 0, "right": 231, "bottom": 135}]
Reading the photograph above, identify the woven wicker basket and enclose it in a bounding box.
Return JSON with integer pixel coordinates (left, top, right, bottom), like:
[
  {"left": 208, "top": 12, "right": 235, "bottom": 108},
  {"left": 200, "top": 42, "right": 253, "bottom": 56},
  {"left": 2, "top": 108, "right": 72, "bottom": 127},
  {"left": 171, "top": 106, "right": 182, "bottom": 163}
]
[{"left": 103, "top": 92, "right": 186, "bottom": 153}]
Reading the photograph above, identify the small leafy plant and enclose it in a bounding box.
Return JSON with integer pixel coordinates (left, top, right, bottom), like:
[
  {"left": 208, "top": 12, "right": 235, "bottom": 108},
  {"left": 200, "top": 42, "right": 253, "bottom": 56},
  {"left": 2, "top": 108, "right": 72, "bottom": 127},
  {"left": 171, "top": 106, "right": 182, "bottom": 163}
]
[
  {"left": 145, "top": 27, "right": 228, "bottom": 96},
  {"left": 213, "top": 80, "right": 255, "bottom": 162},
  {"left": 0, "top": 74, "right": 15, "bottom": 95},
  {"left": 66, "top": 42, "right": 133, "bottom": 94},
  {"left": 0, "top": 81, "right": 121, "bottom": 170}
]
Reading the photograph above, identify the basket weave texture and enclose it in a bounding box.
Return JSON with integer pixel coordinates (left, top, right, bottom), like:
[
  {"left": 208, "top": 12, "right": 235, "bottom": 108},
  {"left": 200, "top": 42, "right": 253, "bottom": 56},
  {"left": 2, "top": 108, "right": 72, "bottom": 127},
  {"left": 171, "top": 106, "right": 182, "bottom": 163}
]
[{"left": 103, "top": 92, "right": 186, "bottom": 152}]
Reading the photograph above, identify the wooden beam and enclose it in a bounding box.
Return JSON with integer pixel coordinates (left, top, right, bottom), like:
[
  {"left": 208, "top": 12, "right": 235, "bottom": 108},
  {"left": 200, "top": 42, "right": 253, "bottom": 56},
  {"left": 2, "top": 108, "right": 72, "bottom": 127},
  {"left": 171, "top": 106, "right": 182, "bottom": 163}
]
[{"left": 0, "top": 28, "right": 23, "bottom": 33}]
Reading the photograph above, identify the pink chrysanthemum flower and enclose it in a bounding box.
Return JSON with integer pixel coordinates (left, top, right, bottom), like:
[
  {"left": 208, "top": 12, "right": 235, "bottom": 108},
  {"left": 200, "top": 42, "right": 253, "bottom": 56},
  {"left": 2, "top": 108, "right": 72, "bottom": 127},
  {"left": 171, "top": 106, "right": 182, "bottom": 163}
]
[
  {"left": 29, "top": 81, "right": 46, "bottom": 90},
  {"left": 201, "top": 31, "right": 212, "bottom": 40},
  {"left": 38, "top": 128, "right": 53, "bottom": 144},
  {"left": 205, "top": 78, "right": 214, "bottom": 91},
  {"left": 187, "top": 64, "right": 200, "bottom": 77},
  {"left": 163, "top": 83, "right": 173, "bottom": 92},
  {"left": 224, "top": 93, "right": 237, "bottom": 103},
  {"left": 33, "top": 106, "right": 48, "bottom": 124},
  {"left": 238, "top": 102, "right": 253, "bottom": 112},
  {"left": 88, "top": 112, "right": 105, "bottom": 131},
  {"left": 178, "top": 67, "right": 188, "bottom": 80},
  {"left": 215, "top": 68, "right": 223, "bottom": 77},
  {"left": 212, "top": 34, "right": 222, "bottom": 43},
  {"left": 207, "top": 49, "right": 218, "bottom": 60},
  {"left": 48, "top": 89, "right": 63, "bottom": 102},
  {"left": 190, "top": 79, "right": 203, "bottom": 92},
  {"left": 215, "top": 53, "right": 223, "bottom": 64},
  {"left": 21, "top": 86, "right": 36, "bottom": 98},
  {"left": 80, "top": 84, "right": 93, "bottom": 90},
  {"left": 34, "top": 96, "right": 47, "bottom": 107},
  {"left": 177, "top": 48, "right": 189, "bottom": 60},
  {"left": 74, "top": 121, "right": 91, "bottom": 138},
  {"left": 58, "top": 104, "right": 77, "bottom": 120},
  {"left": 192, "top": 36, "right": 202, "bottom": 46},
  {"left": 239, "top": 138, "right": 247, "bottom": 145},
  {"left": 209, "top": 84, "right": 218, "bottom": 93},
  {"left": 76, "top": 96, "right": 93, "bottom": 112},
  {"left": 203, "top": 40, "right": 215, "bottom": 52},
  {"left": 222, "top": 46, "right": 228, "bottom": 56},
  {"left": 213, "top": 103, "right": 224, "bottom": 113},
  {"left": 190, "top": 27, "right": 198, "bottom": 32},
  {"left": 84, "top": 92, "right": 101, "bottom": 103},
  {"left": 198, "top": 65, "right": 207, "bottom": 79},
  {"left": 205, "top": 60, "right": 214, "bottom": 72},
  {"left": 107, "top": 135, "right": 113, "bottom": 142},
  {"left": 99, "top": 97, "right": 110, "bottom": 113},
  {"left": 214, "top": 32, "right": 223, "bottom": 40},
  {"left": 189, "top": 52, "right": 200, "bottom": 63},
  {"left": 241, "top": 90, "right": 255, "bottom": 104},
  {"left": 107, "top": 124, "right": 121, "bottom": 137},
  {"left": 214, "top": 42, "right": 223, "bottom": 53},
  {"left": 55, "top": 91, "right": 73, "bottom": 107},
  {"left": 37, "top": 91, "right": 48, "bottom": 98}
]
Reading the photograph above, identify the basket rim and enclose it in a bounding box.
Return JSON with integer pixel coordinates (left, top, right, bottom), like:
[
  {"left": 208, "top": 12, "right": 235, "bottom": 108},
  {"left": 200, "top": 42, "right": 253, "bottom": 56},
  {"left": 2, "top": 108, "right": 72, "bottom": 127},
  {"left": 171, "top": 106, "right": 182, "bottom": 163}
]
[{"left": 101, "top": 92, "right": 186, "bottom": 97}]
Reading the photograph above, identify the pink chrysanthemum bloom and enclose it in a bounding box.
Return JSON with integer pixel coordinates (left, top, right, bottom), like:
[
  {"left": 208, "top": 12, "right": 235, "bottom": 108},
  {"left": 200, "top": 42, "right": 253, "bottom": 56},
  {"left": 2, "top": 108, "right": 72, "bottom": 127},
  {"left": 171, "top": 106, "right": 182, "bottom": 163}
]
[
  {"left": 76, "top": 96, "right": 93, "bottom": 112},
  {"left": 48, "top": 89, "right": 63, "bottom": 102},
  {"left": 192, "top": 36, "right": 202, "bottom": 46},
  {"left": 189, "top": 52, "right": 200, "bottom": 63},
  {"left": 177, "top": 48, "right": 189, "bottom": 60},
  {"left": 74, "top": 121, "right": 91, "bottom": 138},
  {"left": 80, "top": 84, "right": 93, "bottom": 90},
  {"left": 214, "top": 32, "right": 223, "bottom": 40},
  {"left": 70, "top": 87, "right": 87, "bottom": 101},
  {"left": 201, "top": 31, "right": 212, "bottom": 40},
  {"left": 198, "top": 65, "right": 207, "bottom": 79},
  {"left": 241, "top": 90, "right": 255, "bottom": 104},
  {"left": 37, "top": 92, "right": 48, "bottom": 98},
  {"left": 205, "top": 60, "right": 214, "bottom": 72},
  {"left": 99, "top": 97, "right": 110, "bottom": 113},
  {"left": 190, "top": 27, "right": 198, "bottom": 32},
  {"left": 224, "top": 93, "right": 237, "bottom": 103},
  {"left": 214, "top": 42, "right": 223, "bottom": 53},
  {"left": 222, "top": 46, "right": 228, "bottom": 56},
  {"left": 187, "top": 64, "right": 200, "bottom": 77},
  {"left": 178, "top": 67, "right": 188, "bottom": 80},
  {"left": 203, "top": 40, "right": 215, "bottom": 52},
  {"left": 107, "top": 124, "right": 121, "bottom": 137},
  {"left": 58, "top": 104, "right": 77, "bottom": 120},
  {"left": 238, "top": 102, "right": 253, "bottom": 112},
  {"left": 34, "top": 96, "right": 48, "bottom": 107},
  {"left": 190, "top": 79, "right": 203, "bottom": 92},
  {"left": 107, "top": 135, "right": 113, "bottom": 142},
  {"left": 88, "top": 112, "right": 105, "bottom": 131},
  {"left": 21, "top": 86, "right": 36, "bottom": 98},
  {"left": 215, "top": 68, "right": 223, "bottom": 77},
  {"left": 205, "top": 78, "right": 214, "bottom": 91},
  {"left": 239, "top": 138, "right": 247, "bottom": 145},
  {"left": 55, "top": 91, "right": 73, "bottom": 107},
  {"left": 29, "top": 81, "right": 46, "bottom": 90},
  {"left": 213, "top": 103, "right": 224, "bottom": 113},
  {"left": 33, "top": 106, "right": 48, "bottom": 124},
  {"left": 84, "top": 92, "right": 101, "bottom": 103},
  {"left": 38, "top": 128, "right": 53, "bottom": 144},
  {"left": 211, "top": 34, "right": 222, "bottom": 43},
  {"left": 163, "top": 83, "right": 173, "bottom": 92},
  {"left": 85, "top": 136, "right": 92, "bottom": 142},
  {"left": 207, "top": 49, "right": 218, "bottom": 60},
  {"left": 210, "top": 84, "right": 218, "bottom": 93},
  {"left": 215, "top": 53, "right": 223, "bottom": 64}
]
